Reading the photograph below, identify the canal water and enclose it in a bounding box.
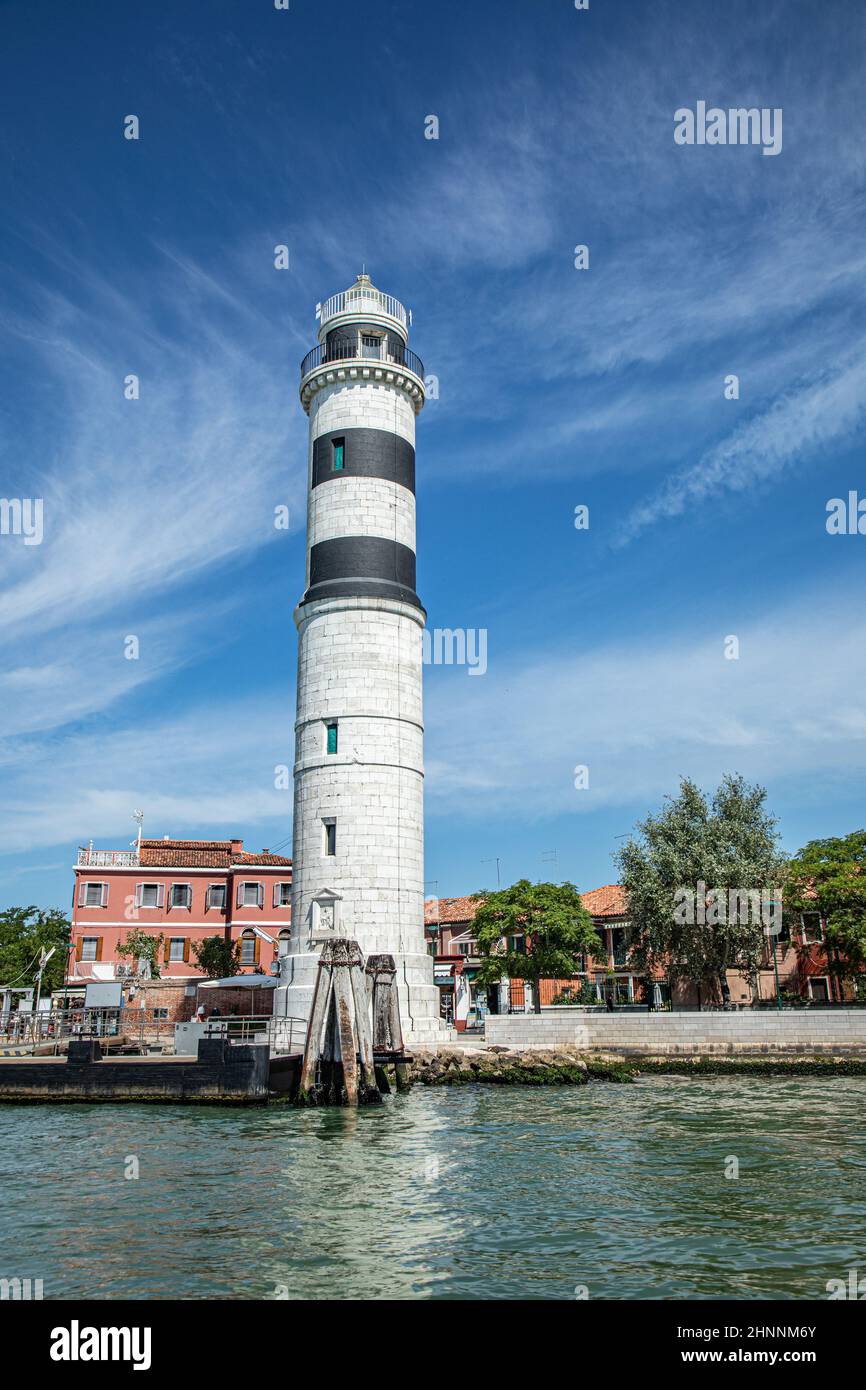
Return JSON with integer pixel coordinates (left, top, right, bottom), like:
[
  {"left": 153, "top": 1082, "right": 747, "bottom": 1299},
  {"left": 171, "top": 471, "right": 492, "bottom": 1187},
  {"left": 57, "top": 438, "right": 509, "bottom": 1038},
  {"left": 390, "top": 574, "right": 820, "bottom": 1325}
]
[{"left": 2, "top": 1076, "right": 864, "bottom": 1300}]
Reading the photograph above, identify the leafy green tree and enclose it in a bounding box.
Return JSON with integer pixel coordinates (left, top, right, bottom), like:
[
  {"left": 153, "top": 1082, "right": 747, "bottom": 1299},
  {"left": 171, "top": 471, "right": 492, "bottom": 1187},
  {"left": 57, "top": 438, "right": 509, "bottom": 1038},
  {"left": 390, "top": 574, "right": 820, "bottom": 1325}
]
[
  {"left": 116, "top": 928, "right": 165, "bottom": 980},
  {"left": 0, "top": 907, "right": 70, "bottom": 994},
  {"left": 616, "top": 775, "right": 786, "bottom": 1008},
  {"left": 191, "top": 936, "right": 242, "bottom": 979},
  {"left": 473, "top": 880, "right": 602, "bottom": 1014},
  {"left": 785, "top": 831, "right": 866, "bottom": 990}
]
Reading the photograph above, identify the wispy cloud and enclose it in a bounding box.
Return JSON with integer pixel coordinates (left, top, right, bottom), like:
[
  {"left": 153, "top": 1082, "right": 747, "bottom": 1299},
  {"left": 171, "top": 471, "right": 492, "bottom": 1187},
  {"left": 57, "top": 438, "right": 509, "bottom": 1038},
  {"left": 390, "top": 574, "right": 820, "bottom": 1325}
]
[
  {"left": 424, "top": 586, "right": 866, "bottom": 819},
  {"left": 615, "top": 349, "right": 866, "bottom": 545}
]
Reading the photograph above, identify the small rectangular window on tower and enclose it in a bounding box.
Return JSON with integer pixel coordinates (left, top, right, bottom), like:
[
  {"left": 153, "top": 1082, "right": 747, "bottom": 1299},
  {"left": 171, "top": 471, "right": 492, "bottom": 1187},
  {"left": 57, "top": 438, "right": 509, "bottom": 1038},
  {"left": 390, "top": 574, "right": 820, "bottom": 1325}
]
[
  {"left": 324, "top": 819, "right": 336, "bottom": 857},
  {"left": 326, "top": 721, "right": 338, "bottom": 754},
  {"left": 332, "top": 438, "right": 345, "bottom": 471}
]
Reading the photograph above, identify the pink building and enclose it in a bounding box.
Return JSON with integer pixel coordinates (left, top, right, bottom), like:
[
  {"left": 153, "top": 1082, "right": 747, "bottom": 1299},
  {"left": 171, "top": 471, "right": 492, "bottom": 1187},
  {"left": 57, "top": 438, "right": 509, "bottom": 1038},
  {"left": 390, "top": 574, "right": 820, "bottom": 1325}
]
[{"left": 69, "top": 837, "right": 293, "bottom": 984}]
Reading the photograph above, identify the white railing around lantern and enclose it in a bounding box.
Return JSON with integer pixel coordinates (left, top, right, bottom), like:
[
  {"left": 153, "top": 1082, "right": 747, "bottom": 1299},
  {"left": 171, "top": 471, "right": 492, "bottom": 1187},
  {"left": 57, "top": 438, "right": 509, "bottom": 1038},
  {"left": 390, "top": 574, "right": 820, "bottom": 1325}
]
[{"left": 318, "top": 289, "right": 408, "bottom": 328}]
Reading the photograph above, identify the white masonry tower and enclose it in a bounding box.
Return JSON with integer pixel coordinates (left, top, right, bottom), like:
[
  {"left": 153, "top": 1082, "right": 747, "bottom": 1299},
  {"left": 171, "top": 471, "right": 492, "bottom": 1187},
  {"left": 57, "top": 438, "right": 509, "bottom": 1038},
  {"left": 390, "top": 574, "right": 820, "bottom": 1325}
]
[{"left": 276, "top": 273, "right": 442, "bottom": 1043}]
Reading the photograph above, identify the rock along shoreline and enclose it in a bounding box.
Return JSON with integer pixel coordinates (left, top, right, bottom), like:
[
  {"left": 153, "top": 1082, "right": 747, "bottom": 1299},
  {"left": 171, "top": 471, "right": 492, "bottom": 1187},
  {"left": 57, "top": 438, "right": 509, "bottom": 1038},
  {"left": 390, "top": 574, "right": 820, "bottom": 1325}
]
[{"left": 408, "top": 1045, "right": 866, "bottom": 1086}]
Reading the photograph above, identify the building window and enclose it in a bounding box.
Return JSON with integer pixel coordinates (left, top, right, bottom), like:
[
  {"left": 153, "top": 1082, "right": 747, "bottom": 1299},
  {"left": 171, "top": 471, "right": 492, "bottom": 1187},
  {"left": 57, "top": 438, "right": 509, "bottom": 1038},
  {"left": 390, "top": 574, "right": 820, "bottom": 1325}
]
[
  {"left": 361, "top": 334, "right": 381, "bottom": 358},
  {"left": 324, "top": 820, "right": 336, "bottom": 857},
  {"left": 81, "top": 938, "right": 99, "bottom": 962},
  {"left": 136, "top": 883, "right": 163, "bottom": 909},
  {"left": 170, "top": 884, "right": 192, "bottom": 910},
  {"left": 809, "top": 977, "right": 830, "bottom": 1002},
  {"left": 153, "top": 1008, "right": 169, "bottom": 1021},
  {"left": 240, "top": 930, "right": 257, "bottom": 966},
  {"left": 274, "top": 881, "right": 292, "bottom": 907},
  {"left": 332, "top": 438, "right": 345, "bottom": 471},
  {"left": 457, "top": 940, "right": 477, "bottom": 956},
  {"left": 508, "top": 934, "right": 525, "bottom": 955},
  {"left": 169, "top": 938, "right": 186, "bottom": 962},
  {"left": 278, "top": 929, "right": 291, "bottom": 957},
  {"left": 801, "top": 912, "right": 825, "bottom": 945},
  {"left": 239, "top": 881, "right": 263, "bottom": 908},
  {"left": 83, "top": 882, "right": 106, "bottom": 908},
  {"left": 326, "top": 721, "right": 338, "bottom": 754},
  {"left": 207, "top": 884, "right": 226, "bottom": 910}
]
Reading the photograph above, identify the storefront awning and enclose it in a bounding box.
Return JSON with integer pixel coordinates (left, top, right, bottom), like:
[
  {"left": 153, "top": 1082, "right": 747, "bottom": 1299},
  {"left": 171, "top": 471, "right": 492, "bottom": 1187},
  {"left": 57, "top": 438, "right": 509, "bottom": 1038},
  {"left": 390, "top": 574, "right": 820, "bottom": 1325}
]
[{"left": 433, "top": 965, "right": 454, "bottom": 983}]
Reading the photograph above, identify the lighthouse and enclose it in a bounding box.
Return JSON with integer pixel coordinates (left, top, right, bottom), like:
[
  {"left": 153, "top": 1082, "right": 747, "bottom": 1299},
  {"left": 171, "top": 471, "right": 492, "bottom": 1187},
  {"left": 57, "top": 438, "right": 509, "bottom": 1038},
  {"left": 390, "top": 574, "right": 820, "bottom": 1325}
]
[{"left": 276, "top": 274, "right": 442, "bottom": 1043}]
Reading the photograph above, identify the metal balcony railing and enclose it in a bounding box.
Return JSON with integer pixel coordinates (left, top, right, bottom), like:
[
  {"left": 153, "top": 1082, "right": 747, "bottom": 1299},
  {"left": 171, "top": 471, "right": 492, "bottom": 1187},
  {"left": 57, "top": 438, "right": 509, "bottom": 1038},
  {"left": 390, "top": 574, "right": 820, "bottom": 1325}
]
[
  {"left": 318, "top": 288, "right": 407, "bottom": 328},
  {"left": 77, "top": 847, "right": 139, "bottom": 867},
  {"left": 300, "top": 340, "right": 424, "bottom": 381}
]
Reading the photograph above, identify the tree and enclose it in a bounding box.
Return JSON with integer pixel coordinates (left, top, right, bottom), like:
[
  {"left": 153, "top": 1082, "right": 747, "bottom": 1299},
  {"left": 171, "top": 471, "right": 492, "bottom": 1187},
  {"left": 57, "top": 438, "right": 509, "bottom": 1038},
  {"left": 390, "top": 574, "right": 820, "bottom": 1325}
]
[
  {"left": 616, "top": 774, "right": 786, "bottom": 1008},
  {"left": 191, "top": 936, "right": 242, "bottom": 980},
  {"left": 0, "top": 907, "right": 70, "bottom": 994},
  {"left": 784, "top": 831, "right": 866, "bottom": 993},
  {"left": 473, "top": 880, "right": 602, "bottom": 1014},
  {"left": 116, "top": 928, "right": 165, "bottom": 980}
]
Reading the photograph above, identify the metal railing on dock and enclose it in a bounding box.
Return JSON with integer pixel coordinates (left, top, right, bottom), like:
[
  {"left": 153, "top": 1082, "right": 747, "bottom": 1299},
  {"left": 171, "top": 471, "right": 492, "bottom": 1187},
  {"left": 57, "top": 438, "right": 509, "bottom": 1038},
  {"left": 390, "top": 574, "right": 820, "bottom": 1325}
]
[{"left": 203, "top": 1015, "right": 307, "bottom": 1054}]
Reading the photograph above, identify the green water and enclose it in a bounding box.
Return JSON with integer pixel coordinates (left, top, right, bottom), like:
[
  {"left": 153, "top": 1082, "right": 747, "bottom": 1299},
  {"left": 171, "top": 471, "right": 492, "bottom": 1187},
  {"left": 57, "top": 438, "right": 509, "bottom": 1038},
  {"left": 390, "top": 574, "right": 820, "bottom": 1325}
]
[{"left": 3, "top": 1076, "right": 865, "bottom": 1299}]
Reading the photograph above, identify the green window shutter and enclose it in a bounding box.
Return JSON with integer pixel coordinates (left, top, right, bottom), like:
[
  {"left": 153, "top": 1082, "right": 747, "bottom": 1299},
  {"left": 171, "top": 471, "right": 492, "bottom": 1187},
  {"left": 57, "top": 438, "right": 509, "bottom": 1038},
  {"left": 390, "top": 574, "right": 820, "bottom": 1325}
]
[
  {"left": 327, "top": 723, "right": 338, "bottom": 754},
  {"left": 333, "top": 440, "right": 344, "bottom": 470}
]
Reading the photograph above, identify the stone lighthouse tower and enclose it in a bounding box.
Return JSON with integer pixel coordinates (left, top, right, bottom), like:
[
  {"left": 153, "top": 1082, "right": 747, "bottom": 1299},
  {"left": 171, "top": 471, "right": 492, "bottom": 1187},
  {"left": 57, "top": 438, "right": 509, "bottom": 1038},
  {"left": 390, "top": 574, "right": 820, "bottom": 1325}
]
[{"left": 276, "top": 273, "right": 441, "bottom": 1043}]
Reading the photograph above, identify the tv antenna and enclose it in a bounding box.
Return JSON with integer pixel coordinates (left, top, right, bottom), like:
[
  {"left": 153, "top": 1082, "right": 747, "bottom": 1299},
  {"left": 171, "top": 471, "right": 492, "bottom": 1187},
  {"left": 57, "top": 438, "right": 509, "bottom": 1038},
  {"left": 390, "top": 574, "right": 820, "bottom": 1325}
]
[{"left": 481, "top": 857, "right": 502, "bottom": 889}]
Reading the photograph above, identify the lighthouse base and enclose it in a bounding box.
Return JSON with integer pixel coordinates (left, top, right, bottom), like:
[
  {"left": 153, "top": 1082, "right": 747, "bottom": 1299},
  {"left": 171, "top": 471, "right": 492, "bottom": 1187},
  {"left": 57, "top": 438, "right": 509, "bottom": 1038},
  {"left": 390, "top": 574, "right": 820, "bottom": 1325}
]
[{"left": 274, "top": 950, "right": 447, "bottom": 1046}]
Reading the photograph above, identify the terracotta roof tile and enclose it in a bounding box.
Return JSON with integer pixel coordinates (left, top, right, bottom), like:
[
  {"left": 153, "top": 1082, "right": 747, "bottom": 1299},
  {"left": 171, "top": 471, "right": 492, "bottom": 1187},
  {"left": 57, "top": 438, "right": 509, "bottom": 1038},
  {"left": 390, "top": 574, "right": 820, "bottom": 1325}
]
[
  {"left": 234, "top": 853, "right": 293, "bottom": 868},
  {"left": 137, "top": 839, "right": 291, "bottom": 870},
  {"left": 140, "top": 841, "right": 233, "bottom": 868},
  {"left": 580, "top": 884, "right": 628, "bottom": 918},
  {"left": 424, "top": 885, "right": 629, "bottom": 927},
  {"left": 424, "top": 895, "right": 482, "bottom": 926}
]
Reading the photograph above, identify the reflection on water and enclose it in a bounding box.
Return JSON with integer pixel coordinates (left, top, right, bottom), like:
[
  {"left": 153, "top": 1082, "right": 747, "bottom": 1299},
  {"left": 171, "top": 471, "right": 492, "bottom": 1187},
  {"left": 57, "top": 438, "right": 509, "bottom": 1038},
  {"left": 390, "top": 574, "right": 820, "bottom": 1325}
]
[{"left": 2, "top": 1077, "right": 865, "bottom": 1300}]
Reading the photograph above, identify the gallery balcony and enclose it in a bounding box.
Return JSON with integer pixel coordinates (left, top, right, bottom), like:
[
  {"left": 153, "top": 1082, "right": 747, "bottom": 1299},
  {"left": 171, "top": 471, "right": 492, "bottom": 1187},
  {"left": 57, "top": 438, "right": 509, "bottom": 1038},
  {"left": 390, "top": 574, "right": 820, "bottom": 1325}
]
[
  {"left": 299, "top": 338, "right": 426, "bottom": 415},
  {"left": 300, "top": 340, "right": 424, "bottom": 381}
]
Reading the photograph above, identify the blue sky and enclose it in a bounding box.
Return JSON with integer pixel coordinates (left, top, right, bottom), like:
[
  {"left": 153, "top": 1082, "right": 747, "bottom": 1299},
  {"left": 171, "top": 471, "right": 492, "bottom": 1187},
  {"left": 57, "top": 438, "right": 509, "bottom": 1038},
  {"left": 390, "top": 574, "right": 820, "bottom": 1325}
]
[{"left": 2, "top": 0, "right": 866, "bottom": 913}]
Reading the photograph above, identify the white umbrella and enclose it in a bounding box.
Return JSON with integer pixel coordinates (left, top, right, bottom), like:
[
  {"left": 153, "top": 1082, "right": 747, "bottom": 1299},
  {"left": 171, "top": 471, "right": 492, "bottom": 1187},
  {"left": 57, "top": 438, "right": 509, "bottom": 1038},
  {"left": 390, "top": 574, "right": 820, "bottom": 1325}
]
[{"left": 198, "top": 975, "right": 278, "bottom": 989}]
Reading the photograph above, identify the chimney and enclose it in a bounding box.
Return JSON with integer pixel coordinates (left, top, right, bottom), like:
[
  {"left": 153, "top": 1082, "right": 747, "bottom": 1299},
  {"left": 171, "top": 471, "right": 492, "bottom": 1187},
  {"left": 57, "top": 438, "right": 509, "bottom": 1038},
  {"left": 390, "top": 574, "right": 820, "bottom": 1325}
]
[{"left": 230, "top": 839, "right": 243, "bottom": 854}]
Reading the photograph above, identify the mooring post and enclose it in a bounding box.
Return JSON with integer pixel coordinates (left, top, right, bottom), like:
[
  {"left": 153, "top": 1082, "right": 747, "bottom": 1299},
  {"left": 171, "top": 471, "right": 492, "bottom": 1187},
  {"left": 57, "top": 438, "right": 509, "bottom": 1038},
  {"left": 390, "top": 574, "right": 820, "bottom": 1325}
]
[
  {"left": 297, "top": 938, "right": 390, "bottom": 1106},
  {"left": 331, "top": 941, "right": 359, "bottom": 1106},
  {"left": 366, "top": 954, "right": 397, "bottom": 1050},
  {"left": 298, "top": 944, "right": 334, "bottom": 1104},
  {"left": 348, "top": 942, "right": 379, "bottom": 1102}
]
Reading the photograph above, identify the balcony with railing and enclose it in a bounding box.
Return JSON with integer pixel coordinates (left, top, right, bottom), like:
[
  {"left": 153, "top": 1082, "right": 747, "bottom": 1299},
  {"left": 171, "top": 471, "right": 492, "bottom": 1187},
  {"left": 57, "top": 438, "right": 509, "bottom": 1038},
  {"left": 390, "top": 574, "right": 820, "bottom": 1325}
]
[
  {"left": 300, "top": 338, "right": 424, "bottom": 383},
  {"left": 318, "top": 286, "right": 408, "bottom": 330},
  {"left": 77, "top": 847, "right": 140, "bottom": 867}
]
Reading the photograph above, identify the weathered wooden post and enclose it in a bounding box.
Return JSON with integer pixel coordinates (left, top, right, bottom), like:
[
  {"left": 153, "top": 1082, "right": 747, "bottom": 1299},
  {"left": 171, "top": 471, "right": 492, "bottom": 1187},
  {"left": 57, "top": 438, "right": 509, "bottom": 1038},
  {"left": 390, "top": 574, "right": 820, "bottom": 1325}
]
[
  {"left": 297, "top": 941, "right": 335, "bottom": 1104},
  {"left": 348, "top": 942, "right": 379, "bottom": 1103},
  {"left": 297, "top": 939, "right": 388, "bottom": 1106},
  {"left": 366, "top": 954, "right": 411, "bottom": 1092}
]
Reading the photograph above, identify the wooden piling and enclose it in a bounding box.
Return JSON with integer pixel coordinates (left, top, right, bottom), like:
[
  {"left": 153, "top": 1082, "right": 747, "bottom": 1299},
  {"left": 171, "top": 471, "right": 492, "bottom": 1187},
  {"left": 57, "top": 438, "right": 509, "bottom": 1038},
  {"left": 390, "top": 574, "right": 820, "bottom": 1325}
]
[{"left": 296, "top": 941, "right": 410, "bottom": 1106}]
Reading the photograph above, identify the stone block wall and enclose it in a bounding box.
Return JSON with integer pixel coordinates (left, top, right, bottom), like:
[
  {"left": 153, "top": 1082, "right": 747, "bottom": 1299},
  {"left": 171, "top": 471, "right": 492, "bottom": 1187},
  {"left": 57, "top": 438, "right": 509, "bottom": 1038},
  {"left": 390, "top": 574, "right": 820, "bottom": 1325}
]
[{"left": 484, "top": 1009, "right": 866, "bottom": 1054}]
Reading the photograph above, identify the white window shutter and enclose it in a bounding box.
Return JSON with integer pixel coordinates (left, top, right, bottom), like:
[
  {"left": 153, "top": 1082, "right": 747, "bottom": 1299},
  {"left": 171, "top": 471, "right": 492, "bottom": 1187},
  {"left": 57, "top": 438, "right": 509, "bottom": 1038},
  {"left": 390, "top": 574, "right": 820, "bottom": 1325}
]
[
  {"left": 237, "top": 882, "right": 243, "bottom": 908},
  {"left": 273, "top": 882, "right": 279, "bottom": 908},
  {"left": 78, "top": 881, "right": 86, "bottom": 907},
  {"left": 135, "top": 883, "right": 143, "bottom": 907},
  {"left": 100, "top": 882, "right": 108, "bottom": 907},
  {"left": 157, "top": 883, "right": 165, "bottom": 908},
  {"left": 257, "top": 883, "right": 264, "bottom": 908}
]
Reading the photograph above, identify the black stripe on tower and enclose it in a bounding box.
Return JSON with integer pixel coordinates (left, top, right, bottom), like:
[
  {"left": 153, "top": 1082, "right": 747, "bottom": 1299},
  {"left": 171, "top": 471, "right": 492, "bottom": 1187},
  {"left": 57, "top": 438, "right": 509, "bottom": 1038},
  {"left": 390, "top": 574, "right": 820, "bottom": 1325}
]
[
  {"left": 312, "top": 428, "right": 415, "bottom": 492},
  {"left": 301, "top": 536, "right": 423, "bottom": 611}
]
